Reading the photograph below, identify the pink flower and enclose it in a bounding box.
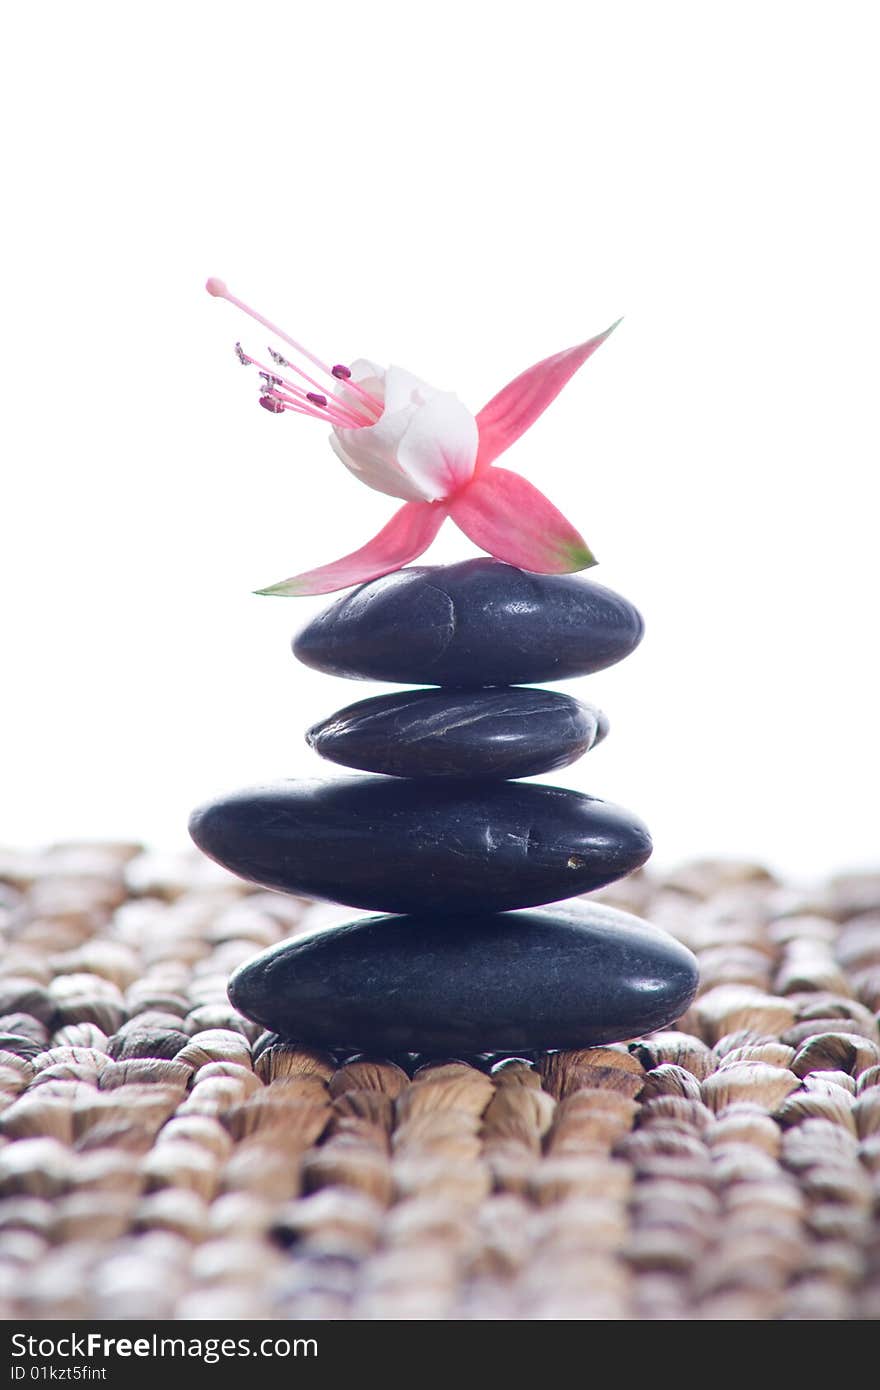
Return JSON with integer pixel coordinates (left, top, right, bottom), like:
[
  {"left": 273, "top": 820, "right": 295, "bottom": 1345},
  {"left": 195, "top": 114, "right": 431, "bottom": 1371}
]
[{"left": 206, "top": 277, "right": 619, "bottom": 596}]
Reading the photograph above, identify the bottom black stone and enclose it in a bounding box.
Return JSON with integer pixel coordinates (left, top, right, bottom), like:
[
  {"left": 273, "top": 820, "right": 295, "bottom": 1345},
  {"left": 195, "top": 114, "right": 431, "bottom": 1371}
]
[{"left": 228, "top": 902, "right": 699, "bottom": 1054}]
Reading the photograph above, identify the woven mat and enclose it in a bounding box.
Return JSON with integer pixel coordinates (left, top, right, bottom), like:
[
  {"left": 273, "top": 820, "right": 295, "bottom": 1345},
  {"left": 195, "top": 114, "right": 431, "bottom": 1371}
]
[{"left": 0, "top": 844, "right": 878, "bottom": 1321}]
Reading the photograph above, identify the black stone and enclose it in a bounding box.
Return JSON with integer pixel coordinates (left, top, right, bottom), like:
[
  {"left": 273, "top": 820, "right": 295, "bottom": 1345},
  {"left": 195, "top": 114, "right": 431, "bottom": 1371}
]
[
  {"left": 293, "top": 559, "right": 644, "bottom": 687},
  {"left": 227, "top": 902, "right": 699, "bottom": 1053},
  {"left": 188, "top": 777, "right": 651, "bottom": 915},
  {"left": 306, "top": 687, "right": 607, "bottom": 780}
]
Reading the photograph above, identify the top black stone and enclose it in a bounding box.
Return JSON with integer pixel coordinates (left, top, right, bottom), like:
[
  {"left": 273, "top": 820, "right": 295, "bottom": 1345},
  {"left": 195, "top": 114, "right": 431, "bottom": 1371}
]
[{"left": 292, "top": 559, "right": 644, "bottom": 687}]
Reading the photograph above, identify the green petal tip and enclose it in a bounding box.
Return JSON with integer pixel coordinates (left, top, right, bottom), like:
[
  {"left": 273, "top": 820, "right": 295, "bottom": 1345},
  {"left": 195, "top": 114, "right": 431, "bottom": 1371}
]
[
  {"left": 567, "top": 542, "right": 598, "bottom": 571},
  {"left": 253, "top": 579, "right": 304, "bottom": 597}
]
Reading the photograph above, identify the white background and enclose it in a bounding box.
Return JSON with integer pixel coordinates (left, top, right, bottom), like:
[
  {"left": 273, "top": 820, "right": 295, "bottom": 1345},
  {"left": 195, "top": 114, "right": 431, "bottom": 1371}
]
[{"left": 2, "top": 2, "right": 878, "bottom": 879}]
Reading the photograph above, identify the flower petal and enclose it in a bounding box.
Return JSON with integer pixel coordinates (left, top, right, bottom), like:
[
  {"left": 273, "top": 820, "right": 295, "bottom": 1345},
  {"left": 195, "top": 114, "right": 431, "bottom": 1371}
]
[
  {"left": 448, "top": 467, "right": 596, "bottom": 573},
  {"left": 329, "top": 426, "right": 424, "bottom": 502},
  {"left": 332, "top": 364, "right": 478, "bottom": 504},
  {"left": 395, "top": 391, "right": 478, "bottom": 500},
  {"left": 255, "top": 500, "right": 448, "bottom": 597},
  {"left": 474, "top": 321, "right": 621, "bottom": 471}
]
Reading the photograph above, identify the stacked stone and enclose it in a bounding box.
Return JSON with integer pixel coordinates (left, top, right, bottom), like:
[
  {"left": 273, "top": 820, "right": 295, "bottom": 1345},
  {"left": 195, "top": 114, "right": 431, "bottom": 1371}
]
[{"left": 190, "top": 560, "right": 698, "bottom": 1056}]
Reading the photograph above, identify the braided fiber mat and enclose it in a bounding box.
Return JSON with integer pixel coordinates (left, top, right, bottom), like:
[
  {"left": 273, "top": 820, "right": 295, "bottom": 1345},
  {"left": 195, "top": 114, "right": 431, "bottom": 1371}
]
[{"left": 0, "top": 844, "right": 878, "bottom": 1321}]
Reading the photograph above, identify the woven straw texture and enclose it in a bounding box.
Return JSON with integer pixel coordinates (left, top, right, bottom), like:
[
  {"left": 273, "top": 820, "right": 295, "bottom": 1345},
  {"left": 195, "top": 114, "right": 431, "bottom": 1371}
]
[{"left": 0, "top": 843, "right": 878, "bottom": 1321}]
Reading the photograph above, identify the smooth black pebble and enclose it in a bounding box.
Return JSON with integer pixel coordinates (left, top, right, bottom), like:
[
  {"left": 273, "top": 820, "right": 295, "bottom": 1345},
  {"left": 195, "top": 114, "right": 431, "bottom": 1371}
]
[
  {"left": 306, "top": 687, "right": 608, "bottom": 779},
  {"left": 293, "top": 558, "right": 644, "bottom": 686},
  {"left": 227, "top": 901, "right": 699, "bottom": 1053},
  {"left": 188, "top": 777, "right": 652, "bottom": 915}
]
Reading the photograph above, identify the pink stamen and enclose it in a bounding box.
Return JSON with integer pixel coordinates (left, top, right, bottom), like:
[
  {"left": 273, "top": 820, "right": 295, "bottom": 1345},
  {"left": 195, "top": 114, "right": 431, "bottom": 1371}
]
[
  {"left": 268, "top": 387, "right": 360, "bottom": 428},
  {"left": 206, "top": 277, "right": 384, "bottom": 418},
  {"left": 263, "top": 345, "right": 372, "bottom": 422},
  {"left": 266, "top": 394, "right": 325, "bottom": 421},
  {"left": 259, "top": 395, "right": 285, "bottom": 414},
  {"left": 237, "top": 346, "right": 365, "bottom": 429},
  {"left": 332, "top": 364, "right": 352, "bottom": 379}
]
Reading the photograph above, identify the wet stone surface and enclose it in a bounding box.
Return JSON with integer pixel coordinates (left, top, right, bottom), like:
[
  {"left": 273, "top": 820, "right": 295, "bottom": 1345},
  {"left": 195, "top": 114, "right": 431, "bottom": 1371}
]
[
  {"left": 228, "top": 900, "right": 700, "bottom": 1054},
  {"left": 306, "top": 686, "right": 607, "bottom": 780},
  {"left": 189, "top": 777, "right": 652, "bottom": 915},
  {"left": 293, "top": 558, "right": 644, "bottom": 687}
]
